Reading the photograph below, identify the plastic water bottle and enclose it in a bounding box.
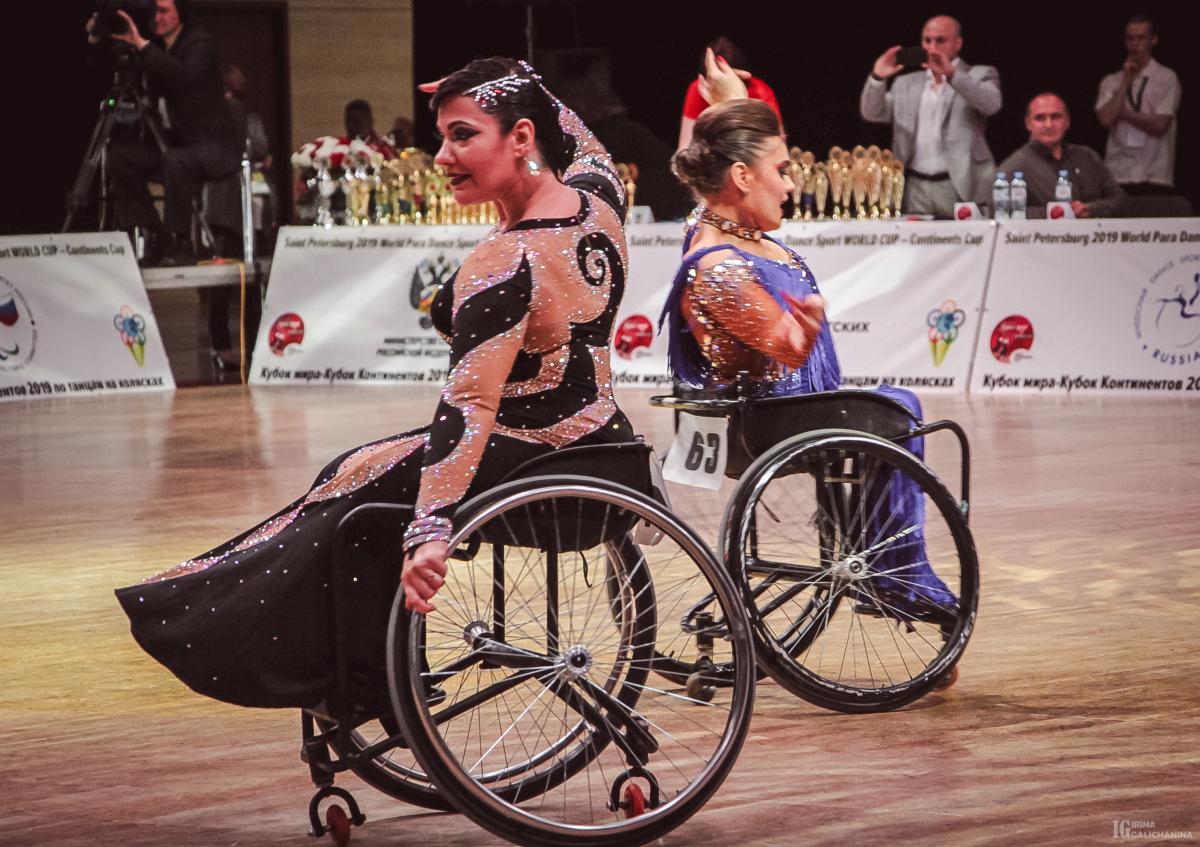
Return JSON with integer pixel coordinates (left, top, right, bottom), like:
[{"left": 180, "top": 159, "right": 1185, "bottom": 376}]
[
  {"left": 1055, "top": 169, "right": 1072, "bottom": 202},
  {"left": 992, "top": 171, "right": 1010, "bottom": 220},
  {"left": 1010, "top": 171, "right": 1027, "bottom": 220}
]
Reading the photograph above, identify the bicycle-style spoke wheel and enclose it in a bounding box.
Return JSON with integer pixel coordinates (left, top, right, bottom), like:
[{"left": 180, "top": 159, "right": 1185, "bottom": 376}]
[
  {"left": 724, "top": 432, "right": 978, "bottom": 712},
  {"left": 390, "top": 477, "right": 755, "bottom": 847}
]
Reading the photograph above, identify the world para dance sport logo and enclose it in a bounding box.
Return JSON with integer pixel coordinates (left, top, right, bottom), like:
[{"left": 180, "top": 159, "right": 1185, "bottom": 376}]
[
  {"left": 113, "top": 306, "right": 148, "bottom": 367},
  {"left": 1134, "top": 256, "right": 1200, "bottom": 366},
  {"left": 926, "top": 299, "right": 966, "bottom": 366},
  {"left": 0, "top": 275, "right": 37, "bottom": 372}
]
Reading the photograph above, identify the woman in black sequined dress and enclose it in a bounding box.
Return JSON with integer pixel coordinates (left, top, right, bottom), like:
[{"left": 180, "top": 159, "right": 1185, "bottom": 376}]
[{"left": 117, "top": 58, "right": 637, "bottom": 711}]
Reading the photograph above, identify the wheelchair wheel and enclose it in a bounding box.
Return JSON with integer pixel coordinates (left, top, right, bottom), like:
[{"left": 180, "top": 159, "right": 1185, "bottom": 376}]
[
  {"left": 389, "top": 476, "right": 756, "bottom": 847},
  {"left": 723, "top": 430, "right": 978, "bottom": 713},
  {"left": 314, "top": 713, "right": 449, "bottom": 810}
]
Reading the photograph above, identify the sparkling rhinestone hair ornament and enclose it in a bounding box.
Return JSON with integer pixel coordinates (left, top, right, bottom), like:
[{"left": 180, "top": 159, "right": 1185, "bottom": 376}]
[{"left": 466, "top": 73, "right": 534, "bottom": 111}]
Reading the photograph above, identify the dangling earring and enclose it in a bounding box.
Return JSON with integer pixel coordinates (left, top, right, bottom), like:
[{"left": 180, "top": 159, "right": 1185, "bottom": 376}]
[{"left": 525, "top": 157, "right": 542, "bottom": 176}]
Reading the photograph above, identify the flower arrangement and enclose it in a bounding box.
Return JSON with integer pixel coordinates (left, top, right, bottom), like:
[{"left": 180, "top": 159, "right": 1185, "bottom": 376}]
[{"left": 290, "top": 136, "right": 395, "bottom": 172}]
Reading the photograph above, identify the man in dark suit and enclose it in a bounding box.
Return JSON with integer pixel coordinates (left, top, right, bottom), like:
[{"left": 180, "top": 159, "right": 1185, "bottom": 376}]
[
  {"left": 88, "top": 0, "right": 240, "bottom": 265},
  {"left": 860, "top": 15, "right": 1002, "bottom": 218}
]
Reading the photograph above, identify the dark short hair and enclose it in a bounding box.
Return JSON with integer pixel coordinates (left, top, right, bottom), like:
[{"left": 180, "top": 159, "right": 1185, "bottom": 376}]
[
  {"left": 1126, "top": 13, "right": 1156, "bottom": 34},
  {"left": 429, "top": 57, "right": 572, "bottom": 174},
  {"left": 671, "top": 99, "right": 782, "bottom": 198},
  {"left": 1026, "top": 92, "right": 1071, "bottom": 119},
  {"left": 172, "top": 0, "right": 191, "bottom": 24}
]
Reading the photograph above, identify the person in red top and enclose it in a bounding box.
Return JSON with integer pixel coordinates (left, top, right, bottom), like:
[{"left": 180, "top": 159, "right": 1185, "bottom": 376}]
[{"left": 678, "top": 37, "right": 782, "bottom": 150}]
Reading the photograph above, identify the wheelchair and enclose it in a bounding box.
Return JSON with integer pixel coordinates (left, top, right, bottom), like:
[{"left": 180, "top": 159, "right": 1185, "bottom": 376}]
[
  {"left": 650, "top": 376, "right": 979, "bottom": 714},
  {"left": 299, "top": 441, "right": 758, "bottom": 847}
]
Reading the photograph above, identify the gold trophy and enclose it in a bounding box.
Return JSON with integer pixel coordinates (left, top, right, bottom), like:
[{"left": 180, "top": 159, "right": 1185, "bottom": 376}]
[
  {"left": 878, "top": 150, "right": 894, "bottom": 218},
  {"left": 813, "top": 161, "right": 829, "bottom": 220},
  {"left": 788, "top": 147, "right": 804, "bottom": 220},
  {"left": 850, "top": 147, "right": 867, "bottom": 219},
  {"left": 827, "top": 146, "right": 844, "bottom": 219},
  {"left": 614, "top": 163, "right": 638, "bottom": 219},
  {"left": 797, "top": 151, "right": 815, "bottom": 220},
  {"left": 839, "top": 152, "right": 854, "bottom": 219},
  {"left": 891, "top": 160, "right": 906, "bottom": 217},
  {"left": 865, "top": 146, "right": 883, "bottom": 219}
]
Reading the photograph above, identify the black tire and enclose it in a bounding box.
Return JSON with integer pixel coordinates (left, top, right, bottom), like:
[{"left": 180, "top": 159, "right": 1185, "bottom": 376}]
[
  {"left": 390, "top": 477, "right": 756, "bottom": 847},
  {"left": 723, "top": 431, "right": 978, "bottom": 713}
]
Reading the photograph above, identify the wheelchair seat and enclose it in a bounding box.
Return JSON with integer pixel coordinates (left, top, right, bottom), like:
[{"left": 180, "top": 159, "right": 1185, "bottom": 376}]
[
  {"left": 685, "top": 389, "right": 916, "bottom": 479},
  {"left": 479, "top": 441, "right": 657, "bottom": 550}
]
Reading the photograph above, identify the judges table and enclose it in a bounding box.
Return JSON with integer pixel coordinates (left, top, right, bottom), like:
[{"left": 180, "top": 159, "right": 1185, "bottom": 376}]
[{"left": 1, "top": 220, "right": 1198, "bottom": 402}]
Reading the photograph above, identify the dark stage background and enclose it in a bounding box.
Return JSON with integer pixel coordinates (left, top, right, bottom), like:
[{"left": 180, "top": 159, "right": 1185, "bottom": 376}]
[
  {"left": 413, "top": 0, "right": 1197, "bottom": 216},
  {"left": 9, "top": 0, "right": 1196, "bottom": 236}
]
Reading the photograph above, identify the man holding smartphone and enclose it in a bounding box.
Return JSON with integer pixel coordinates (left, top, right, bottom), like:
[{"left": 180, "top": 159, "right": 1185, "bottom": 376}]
[{"left": 860, "top": 15, "right": 1002, "bottom": 219}]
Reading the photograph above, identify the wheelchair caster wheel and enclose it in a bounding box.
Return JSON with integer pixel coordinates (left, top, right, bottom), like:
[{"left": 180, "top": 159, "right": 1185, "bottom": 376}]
[
  {"left": 621, "top": 783, "right": 646, "bottom": 818},
  {"left": 685, "top": 671, "right": 716, "bottom": 703},
  {"left": 325, "top": 804, "right": 351, "bottom": 846}
]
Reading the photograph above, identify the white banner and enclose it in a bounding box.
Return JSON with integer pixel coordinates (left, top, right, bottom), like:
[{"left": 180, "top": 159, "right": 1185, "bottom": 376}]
[
  {"left": 613, "top": 226, "right": 684, "bottom": 388},
  {"left": 970, "top": 218, "right": 1200, "bottom": 396},
  {"left": 777, "top": 220, "right": 995, "bottom": 393},
  {"left": 0, "top": 232, "right": 174, "bottom": 402},
  {"left": 255, "top": 220, "right": 991, "bottom": 395},
  {"left": 251, "top": 226, "right": 487, "bottom": 386}
]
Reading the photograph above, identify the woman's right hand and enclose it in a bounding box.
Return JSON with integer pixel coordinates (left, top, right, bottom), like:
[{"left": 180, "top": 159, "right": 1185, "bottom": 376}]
[
  {"left": 697, "top": 47, "right": 750, "bottom": 105},
  {"left": 402, "top": 540, "right": 449, "bottom": 613}
]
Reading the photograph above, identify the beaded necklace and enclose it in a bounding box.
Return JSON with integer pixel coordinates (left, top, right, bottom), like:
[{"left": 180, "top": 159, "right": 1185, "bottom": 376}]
[{"left": 700, "top": 207, "right": 763, "bottom": 242}]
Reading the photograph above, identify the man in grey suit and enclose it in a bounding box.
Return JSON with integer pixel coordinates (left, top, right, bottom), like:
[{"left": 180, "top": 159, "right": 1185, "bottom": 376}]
[{"left": 860, "top": 15, "right": 1002, "bottom": 218}]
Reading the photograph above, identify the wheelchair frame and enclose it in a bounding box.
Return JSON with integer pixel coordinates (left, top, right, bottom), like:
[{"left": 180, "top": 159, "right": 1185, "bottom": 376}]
[
  {"left": 299, "top": 445, "right": 758, "bottom": 847},
  {"left": 650, "top": 375, "right": 979, "bottom": 713}
]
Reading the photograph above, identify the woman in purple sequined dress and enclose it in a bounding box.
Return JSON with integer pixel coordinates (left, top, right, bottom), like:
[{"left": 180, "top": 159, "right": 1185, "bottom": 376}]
[
  {"left": 116, "top": 58, "right": 639, "bottom": 711},
  {"left": 659, "top": 55, "right": 956, "bottom": 621}
]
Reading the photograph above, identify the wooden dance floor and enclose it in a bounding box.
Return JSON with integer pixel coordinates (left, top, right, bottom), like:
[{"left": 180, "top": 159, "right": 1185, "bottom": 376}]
[{"left": 3, "top": 386, "right": 1197, "bottom": 845}]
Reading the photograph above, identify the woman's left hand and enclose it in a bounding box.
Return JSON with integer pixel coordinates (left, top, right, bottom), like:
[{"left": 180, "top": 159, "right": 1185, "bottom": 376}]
[
  {"left": 418, "top": 78, "right": 446, "bottom": 95},
  {"left": 402, "top": 540, "right": 449, "bottom": 613}
]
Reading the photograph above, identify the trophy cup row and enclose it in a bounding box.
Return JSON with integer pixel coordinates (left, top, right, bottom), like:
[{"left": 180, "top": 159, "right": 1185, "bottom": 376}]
[
  {"left": 788, "top": 145, "right": 906, "bottom": 220},
  {"left": 311, "top": 151, "right": 638, "bottom": 227}
]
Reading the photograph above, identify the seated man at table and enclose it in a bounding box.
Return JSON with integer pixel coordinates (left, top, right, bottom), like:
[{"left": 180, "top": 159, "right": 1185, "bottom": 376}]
[{"left": 998, "top": 92, "right": 1125, "bottom": 219}]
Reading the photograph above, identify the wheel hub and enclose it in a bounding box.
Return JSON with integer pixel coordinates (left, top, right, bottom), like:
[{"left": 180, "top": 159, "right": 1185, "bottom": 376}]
[
  {"left": 559, "top": 645, "right": 593, "bottom": 679},
  {"left": 831, "top": 555, "right": 870, "bottom": 582}
]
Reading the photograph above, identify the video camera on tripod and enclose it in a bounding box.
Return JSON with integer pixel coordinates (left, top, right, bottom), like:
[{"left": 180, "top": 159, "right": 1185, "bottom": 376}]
[
  {"left": 90, "top": 0, "right": 155, "bottom": 45},
  {"left": 63, "top": 0, "right": 164, "bottom": 232}
]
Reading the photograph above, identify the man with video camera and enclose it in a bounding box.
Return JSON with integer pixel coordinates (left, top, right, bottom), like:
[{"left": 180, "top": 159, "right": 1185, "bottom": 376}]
[{"left": 87, "top": 0, "right": 240, "bottom": 266}]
